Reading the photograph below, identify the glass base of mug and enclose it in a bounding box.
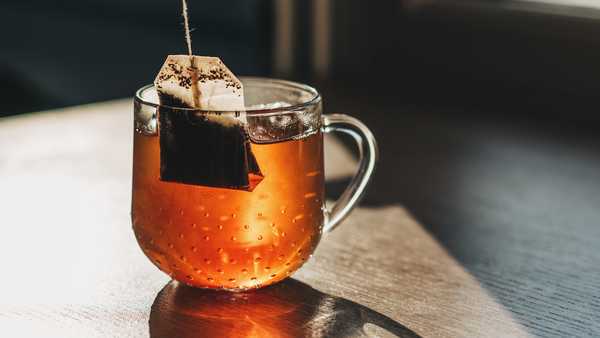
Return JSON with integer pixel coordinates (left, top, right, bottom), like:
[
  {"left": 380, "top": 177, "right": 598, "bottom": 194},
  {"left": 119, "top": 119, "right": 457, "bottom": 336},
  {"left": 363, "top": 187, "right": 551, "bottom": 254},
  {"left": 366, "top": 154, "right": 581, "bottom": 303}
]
[{"left": 174, "top": 277, "right": 289, "bottom": 293}]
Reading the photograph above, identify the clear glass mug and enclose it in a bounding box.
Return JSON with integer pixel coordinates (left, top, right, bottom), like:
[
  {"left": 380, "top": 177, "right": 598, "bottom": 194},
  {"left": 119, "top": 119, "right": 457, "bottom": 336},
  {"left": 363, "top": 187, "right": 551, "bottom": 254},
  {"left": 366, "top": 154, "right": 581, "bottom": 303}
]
[{"left": 132, "top": 77, "right": 377, "bottom": 291}]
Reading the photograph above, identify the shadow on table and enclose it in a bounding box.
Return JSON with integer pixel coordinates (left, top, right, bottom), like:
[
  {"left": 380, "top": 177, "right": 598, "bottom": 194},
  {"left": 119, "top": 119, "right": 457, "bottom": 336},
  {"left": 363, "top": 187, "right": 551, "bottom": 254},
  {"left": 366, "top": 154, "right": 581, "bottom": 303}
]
[{"left": 150, "top": 278, "right": 421, "bottom": 338}]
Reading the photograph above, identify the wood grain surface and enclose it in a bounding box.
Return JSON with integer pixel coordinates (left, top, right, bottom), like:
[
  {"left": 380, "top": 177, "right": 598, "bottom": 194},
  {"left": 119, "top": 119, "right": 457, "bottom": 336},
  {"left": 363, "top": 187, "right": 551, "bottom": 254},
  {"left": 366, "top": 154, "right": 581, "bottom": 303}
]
[
  {"left": 317, "top": 80, "right": 600, "bottom": 338},
  {"left": 0, "top": 100, "right": 531, "bottom": 337}
]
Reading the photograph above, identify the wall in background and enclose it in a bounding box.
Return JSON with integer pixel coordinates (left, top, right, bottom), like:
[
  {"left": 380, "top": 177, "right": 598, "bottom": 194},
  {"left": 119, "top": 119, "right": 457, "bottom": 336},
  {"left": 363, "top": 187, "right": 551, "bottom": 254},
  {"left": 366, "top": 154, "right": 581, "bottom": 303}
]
[
  {"left": 328, "top": 0, "right": 600, "bottom": 121},
  {"left": 0, "top": 0, "right": 273, "bottom": 116},
  {"left": 3, "top": 0, "right": 600, "bottom": 123}
]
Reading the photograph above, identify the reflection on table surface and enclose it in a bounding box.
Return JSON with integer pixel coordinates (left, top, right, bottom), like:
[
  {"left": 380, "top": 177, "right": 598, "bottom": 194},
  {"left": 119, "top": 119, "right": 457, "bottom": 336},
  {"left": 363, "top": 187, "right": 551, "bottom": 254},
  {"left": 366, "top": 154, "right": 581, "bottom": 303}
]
[{"left": 150, "top": 278, "right": 421, "bottom": 338}]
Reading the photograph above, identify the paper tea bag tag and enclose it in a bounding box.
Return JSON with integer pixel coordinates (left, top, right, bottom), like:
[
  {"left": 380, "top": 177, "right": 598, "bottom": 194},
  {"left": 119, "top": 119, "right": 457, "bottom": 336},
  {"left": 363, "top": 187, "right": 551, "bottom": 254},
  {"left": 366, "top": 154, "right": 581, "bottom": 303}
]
[
  {"left": 155, "top": 55, "right": 244, "bottom": 110},
  {"left": 154, "top": 55, "right": 263, "bottom": 191}
]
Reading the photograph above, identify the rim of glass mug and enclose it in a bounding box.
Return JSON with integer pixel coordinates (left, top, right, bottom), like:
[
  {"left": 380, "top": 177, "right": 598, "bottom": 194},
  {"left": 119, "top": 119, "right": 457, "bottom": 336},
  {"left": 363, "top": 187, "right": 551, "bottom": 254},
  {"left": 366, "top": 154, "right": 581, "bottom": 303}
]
[{"left": 135, "top": 77, "right": 321, "bottom": 117}]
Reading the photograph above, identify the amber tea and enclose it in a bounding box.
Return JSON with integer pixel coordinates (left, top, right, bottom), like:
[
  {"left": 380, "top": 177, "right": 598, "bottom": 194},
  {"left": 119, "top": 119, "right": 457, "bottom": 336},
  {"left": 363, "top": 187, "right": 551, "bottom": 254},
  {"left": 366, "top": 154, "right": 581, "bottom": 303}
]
[{"left": 133, "top": 125, "right": 324, "bottom": 290}]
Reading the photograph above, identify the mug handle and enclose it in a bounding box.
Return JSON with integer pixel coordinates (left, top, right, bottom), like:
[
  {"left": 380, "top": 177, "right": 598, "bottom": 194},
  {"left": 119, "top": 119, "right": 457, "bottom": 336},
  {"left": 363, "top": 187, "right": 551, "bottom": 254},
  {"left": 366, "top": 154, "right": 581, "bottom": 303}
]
[{"left": 321, "top": 114, "right": 379, "bottom": 232}]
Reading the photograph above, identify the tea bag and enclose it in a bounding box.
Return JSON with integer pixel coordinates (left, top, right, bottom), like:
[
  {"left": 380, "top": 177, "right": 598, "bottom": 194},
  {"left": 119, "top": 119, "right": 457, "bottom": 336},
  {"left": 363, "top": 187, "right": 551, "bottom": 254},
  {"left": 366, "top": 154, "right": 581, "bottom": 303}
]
[{"left": 154, "top": 55, "right": 263, "bottom": 191}]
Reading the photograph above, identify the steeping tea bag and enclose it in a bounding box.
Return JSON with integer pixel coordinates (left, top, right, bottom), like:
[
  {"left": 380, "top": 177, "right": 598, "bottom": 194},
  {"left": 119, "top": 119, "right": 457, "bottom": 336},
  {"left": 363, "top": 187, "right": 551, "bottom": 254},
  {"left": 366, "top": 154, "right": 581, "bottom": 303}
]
[{"left": 154, "top": 55, "right": 263, "bottom": 191}]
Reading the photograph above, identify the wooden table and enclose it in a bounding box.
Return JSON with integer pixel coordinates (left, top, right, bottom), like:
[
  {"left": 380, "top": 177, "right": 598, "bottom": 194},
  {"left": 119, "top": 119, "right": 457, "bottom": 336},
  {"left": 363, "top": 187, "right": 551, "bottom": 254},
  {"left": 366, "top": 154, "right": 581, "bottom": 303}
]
[{"left": 0, "top": 100, "right": 551, "bottom": 337}]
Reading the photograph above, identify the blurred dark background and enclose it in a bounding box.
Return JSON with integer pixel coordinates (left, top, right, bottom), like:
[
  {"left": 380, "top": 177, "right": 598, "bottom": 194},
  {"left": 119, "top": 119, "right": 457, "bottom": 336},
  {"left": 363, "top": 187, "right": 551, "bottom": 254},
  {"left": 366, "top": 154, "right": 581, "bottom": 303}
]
[
  {"left": 0, "top": 0, "right": 271, "bottom": 114},
  {"left": 2, "top": 0, "right": 600, "bottom": 121},
  {"left": 2, "top": 0, "right": 600, "bottom": 337}
]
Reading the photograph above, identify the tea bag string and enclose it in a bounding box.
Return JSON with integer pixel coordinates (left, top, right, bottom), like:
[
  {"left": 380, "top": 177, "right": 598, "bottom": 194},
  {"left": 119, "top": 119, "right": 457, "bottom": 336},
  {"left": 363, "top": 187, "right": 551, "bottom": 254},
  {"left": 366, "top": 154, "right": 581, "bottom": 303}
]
[
  {"left": 182, "top": 0, "right": 200, "bottom": 106},
  {"left": 182, "top": 0, "right": 193, "bottom": 56}
]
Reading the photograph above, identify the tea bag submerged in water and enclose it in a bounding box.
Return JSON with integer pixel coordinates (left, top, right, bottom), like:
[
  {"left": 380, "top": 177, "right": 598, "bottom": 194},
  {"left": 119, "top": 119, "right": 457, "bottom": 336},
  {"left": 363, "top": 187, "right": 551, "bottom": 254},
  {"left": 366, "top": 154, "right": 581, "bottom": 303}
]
[{"left": 155, "top": 55, "right": 263, "bottom": 191}]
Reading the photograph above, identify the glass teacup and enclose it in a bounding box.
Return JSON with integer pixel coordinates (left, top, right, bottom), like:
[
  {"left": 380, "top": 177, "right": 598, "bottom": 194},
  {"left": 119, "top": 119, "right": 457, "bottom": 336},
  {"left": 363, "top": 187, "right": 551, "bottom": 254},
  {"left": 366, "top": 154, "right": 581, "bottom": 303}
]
[{"left": 132, "top": 78, "right": 377, "bottom": 291}]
